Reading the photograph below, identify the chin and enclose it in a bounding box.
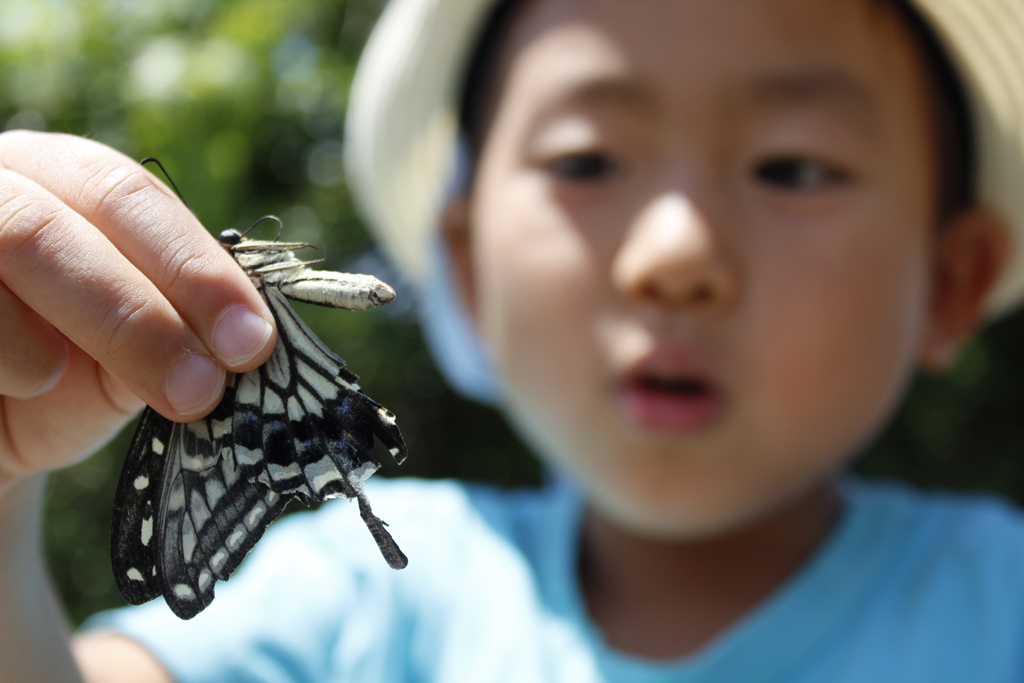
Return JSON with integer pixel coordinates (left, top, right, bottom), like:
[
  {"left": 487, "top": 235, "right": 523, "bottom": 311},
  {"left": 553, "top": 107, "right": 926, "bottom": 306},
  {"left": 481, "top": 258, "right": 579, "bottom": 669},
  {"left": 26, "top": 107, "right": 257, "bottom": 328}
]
[
  {"left": 585, "top": 484, "right": 768, "bottom": 540},
  {"left": 574, "top": 455, "right": 832, "bottom": 541}
]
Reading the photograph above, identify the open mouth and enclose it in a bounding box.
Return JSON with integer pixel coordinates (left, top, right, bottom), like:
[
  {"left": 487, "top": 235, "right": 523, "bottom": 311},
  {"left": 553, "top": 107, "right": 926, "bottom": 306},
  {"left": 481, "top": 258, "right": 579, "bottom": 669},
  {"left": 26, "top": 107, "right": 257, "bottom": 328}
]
[
  {"left": 638, "top": 375, "right": 710, "bottom": 397},
  {"left": 618, "top": 372, "right": 723, "bottom": 434}
]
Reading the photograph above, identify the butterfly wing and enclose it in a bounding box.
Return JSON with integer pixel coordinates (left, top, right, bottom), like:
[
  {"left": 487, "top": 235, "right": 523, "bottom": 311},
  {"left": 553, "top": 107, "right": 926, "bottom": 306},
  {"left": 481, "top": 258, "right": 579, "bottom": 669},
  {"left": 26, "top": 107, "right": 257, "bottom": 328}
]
[
  {"left": 232, "top": 286, "right": 408, "bottom": 568},
  {"left": 112, "top": 388, "right": 293, "bottom": 619},
  {"left": 111, "top": 405, "right": 174, "bottom": 605},
  {"left": 152, "top": 386, "right": 292, "bottom": 619}
]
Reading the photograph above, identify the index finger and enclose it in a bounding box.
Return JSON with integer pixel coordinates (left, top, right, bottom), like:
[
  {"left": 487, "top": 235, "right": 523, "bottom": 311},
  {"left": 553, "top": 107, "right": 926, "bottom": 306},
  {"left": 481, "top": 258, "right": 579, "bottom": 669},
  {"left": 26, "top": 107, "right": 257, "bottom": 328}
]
[{"left": 0, "top": 132, "right": 278, "bottom": 420}]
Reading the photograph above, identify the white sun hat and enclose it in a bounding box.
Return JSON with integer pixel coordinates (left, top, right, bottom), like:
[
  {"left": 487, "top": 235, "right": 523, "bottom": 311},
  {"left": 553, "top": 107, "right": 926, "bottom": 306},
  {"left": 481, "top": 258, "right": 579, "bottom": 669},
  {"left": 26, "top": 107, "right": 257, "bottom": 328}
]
[{"left": 345, "top": 0, "right": 1024, "bottom": 319}]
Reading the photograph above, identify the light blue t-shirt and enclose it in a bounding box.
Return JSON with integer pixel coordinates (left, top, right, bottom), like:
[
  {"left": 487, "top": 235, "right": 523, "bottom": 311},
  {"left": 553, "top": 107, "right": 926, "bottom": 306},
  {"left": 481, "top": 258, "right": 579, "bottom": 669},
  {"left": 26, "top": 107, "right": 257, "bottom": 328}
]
[{"left": 85, "top": 477, "right": 1024, "bottom": 682}]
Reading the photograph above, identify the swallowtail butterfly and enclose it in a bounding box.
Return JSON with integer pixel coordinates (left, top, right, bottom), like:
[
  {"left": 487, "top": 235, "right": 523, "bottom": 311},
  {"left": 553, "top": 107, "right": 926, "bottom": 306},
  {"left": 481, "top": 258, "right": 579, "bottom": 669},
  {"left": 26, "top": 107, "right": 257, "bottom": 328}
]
[{"left": 111, "top": 218, "right": 408, "bottom": 619}]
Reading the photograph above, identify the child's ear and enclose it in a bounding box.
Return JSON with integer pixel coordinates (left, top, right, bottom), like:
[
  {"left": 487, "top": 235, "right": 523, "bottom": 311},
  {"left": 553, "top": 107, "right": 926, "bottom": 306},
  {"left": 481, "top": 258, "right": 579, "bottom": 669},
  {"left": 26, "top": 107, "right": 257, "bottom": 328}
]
[
  {"left": 919, "top": 208, "right": 1010, "bottom": 371},
  {"left": 441, "top": 195, "right": 478, "bottom": 321}
]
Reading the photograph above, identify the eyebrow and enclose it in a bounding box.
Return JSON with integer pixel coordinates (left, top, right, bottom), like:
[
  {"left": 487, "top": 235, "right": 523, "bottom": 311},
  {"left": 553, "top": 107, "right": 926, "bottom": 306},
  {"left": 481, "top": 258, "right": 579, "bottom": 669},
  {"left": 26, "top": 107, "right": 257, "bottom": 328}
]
[
  {"left": 740, "top": 68, "right": 879, "bottom": 124},
  {"left": 543, "top": 77, "right": 657, "bottom": 114},
  {"left": 529, "top": 68, "right": 881, "bottom": 135}
]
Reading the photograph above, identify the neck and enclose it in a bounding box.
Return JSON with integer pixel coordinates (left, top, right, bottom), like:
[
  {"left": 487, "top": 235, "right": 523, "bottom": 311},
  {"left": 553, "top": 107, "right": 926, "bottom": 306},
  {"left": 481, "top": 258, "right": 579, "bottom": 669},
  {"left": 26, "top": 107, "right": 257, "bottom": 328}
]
[{"left": 579, "top": 480, "right": 842, "bottom": 660}]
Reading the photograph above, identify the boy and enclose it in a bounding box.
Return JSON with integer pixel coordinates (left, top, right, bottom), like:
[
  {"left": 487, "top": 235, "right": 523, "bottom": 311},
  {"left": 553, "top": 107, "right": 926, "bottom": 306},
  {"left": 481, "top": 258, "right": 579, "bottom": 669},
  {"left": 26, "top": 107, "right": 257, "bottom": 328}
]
[{"left": 3, "top": 0, "right": 1024, "bottom": 680}]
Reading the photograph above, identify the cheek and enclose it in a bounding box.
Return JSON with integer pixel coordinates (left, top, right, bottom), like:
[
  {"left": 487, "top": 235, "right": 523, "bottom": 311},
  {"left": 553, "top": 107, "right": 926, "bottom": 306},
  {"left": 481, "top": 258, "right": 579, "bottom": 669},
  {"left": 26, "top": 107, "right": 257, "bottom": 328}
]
[
  {"left": 469, "top": 183, "right": 609, "bottom": 447},
  {"left": 746, "top": 218, "right": 932, "bottom": 453}
]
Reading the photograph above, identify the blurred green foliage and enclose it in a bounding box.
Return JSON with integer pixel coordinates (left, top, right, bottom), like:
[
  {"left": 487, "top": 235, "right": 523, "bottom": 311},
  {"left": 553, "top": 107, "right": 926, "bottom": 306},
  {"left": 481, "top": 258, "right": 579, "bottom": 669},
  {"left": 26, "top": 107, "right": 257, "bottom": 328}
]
[{"left": 1, "top": 0, "right": 1023, "bottom": 628}]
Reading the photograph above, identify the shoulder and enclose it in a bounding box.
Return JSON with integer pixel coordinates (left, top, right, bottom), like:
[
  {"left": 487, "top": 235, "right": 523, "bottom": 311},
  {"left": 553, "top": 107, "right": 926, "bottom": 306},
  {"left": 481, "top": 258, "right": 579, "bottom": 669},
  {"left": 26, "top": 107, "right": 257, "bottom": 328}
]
[
  {"left": 313, "top": 477, "right": 575, "bottom": 584},
  {"left": 841, "top": 478, "right": 1024, "bottom": 640},
  {"left": 845, "top": 477, "right": 1024, "bottom": 559},
  {"left": 300, "top": 476, "right": 567, "bottom": 552},
  {"left": 298, "top": 478, "right": 582, "bottom": 675},
  {"left": 267, "top": 477, "right": 575, "bottom": 599},
  {"left": 756, "top": 479, "right": 1024, "bottom": 680}
]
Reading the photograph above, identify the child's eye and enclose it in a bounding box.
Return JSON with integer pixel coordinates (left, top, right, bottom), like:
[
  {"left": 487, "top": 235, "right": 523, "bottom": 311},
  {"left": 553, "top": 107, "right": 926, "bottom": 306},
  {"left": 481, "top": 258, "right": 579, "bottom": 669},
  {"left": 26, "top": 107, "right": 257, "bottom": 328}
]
[
  {"left": 755, "top": 157, "right": 847, "bottom": 191},
  {"left": 547, "top": 152, "right": 620, "bottom": 182}
]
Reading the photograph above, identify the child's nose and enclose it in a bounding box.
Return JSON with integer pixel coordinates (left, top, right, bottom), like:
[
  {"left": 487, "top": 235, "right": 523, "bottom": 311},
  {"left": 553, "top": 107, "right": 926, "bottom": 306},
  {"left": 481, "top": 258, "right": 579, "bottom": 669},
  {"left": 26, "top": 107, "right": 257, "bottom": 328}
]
[{"left": 611, "top": 193, "right": 738, "bottom": 310}]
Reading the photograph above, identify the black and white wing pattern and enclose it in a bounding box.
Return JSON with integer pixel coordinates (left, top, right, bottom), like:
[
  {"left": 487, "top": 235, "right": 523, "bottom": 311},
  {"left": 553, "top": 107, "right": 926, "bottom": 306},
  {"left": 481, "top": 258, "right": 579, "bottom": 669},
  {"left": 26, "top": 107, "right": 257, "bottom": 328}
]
[
  {"left": 112, "top": 224, "right": 408, "bottom": 620},
  {"left": 111, "top": 387, "right": 290, "bottom": 617}
]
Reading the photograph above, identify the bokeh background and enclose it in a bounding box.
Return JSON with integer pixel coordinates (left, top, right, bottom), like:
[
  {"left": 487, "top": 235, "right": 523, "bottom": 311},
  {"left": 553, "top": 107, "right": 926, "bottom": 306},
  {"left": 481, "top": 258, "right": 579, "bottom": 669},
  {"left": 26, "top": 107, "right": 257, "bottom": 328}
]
[{"left": 2, "top": 0, "right": 1024, "bottom": 626}]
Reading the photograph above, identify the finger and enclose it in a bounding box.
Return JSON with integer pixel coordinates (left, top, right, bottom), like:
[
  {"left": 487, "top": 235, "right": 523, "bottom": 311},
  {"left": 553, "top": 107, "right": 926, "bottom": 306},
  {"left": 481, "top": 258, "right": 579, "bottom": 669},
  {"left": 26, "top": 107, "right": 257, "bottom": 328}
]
[
  {"left": 0, "top": 281, "right": 68, "bottom": 399},
  {"left": 0, "top": 131, "right": 277, "bottom": 374},
  {"left": 1, "top": 344, "right": 143, "bottom": 477},
  {"left": 0, "top": 167, "right": 228, "bottom": 421}
]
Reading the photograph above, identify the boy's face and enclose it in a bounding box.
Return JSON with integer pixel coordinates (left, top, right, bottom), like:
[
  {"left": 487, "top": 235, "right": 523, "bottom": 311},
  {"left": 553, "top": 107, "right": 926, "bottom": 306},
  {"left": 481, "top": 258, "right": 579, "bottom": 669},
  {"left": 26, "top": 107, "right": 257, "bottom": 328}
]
[{"left": 449, "top": 0, "right": 978, "bottom": 536}]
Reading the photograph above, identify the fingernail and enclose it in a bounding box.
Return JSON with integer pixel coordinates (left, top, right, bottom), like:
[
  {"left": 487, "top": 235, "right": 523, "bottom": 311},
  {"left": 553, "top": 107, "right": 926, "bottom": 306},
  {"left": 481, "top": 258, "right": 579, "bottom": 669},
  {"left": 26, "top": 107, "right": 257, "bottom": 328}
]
[
  {"left": 212, "top": 306, "right": 273, "bottom": 366},
  {"left": 166, "top": 354, "right": 224, "bottom": 416}
]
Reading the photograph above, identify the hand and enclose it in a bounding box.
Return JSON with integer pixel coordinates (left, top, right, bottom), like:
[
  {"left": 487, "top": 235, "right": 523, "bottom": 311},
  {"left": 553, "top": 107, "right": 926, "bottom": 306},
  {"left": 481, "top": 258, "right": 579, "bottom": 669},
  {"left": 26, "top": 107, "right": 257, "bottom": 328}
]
[{"left": 0, "top": 131, "right": 278, "bottom": 488}]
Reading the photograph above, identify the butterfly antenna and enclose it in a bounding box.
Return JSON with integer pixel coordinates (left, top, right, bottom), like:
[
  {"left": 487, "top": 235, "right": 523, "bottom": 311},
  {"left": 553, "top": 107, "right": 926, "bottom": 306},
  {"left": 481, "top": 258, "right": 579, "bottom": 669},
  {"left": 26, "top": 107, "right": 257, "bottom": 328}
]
[
  {"left": 140, "top": 157, "right": 190, "bottom": 209},
  {"left": 241, "top": 214, "right": 284, "bottom": 240}
]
